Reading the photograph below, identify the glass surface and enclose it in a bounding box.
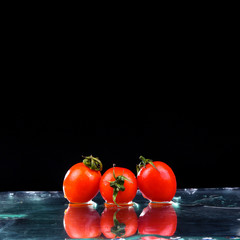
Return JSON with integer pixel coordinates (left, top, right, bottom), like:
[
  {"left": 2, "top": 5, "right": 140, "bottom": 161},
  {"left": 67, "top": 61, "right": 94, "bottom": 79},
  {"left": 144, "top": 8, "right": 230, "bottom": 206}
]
[{"left": 0, "top": 188, "right": 239, "bottom": 239}]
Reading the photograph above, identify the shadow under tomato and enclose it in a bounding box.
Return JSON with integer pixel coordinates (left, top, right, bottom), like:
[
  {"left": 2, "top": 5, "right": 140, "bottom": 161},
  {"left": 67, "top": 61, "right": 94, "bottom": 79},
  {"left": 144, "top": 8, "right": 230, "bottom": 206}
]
[
  {"left": 64, "top": 204, "right": 101, "bottom": 239},
  {"left": 138, "top": 203, "right": 177, "bottom": 240},
  {"left": 100, "top": 206, "right": 138, "bottom": 238}
]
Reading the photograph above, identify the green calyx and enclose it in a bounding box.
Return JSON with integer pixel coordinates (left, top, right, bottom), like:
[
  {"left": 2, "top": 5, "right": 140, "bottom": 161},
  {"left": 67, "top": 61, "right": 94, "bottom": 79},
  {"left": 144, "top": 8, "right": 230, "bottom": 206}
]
[
  {"left": 110, "top": 210, "right": 126, "bottom": 237},
  {"left": 82, "top": 155, "right": 103, "bottom": 171},
  {"left": 136, "top": 155, "right": 159, "bottom": 174},
  {"left": 109, "top": 165, "right": 132, "bottom": 207}
]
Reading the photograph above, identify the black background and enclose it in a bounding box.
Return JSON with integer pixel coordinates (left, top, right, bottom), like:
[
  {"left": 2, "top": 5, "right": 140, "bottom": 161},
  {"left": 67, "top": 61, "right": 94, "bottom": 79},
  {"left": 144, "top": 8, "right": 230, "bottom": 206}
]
[
  {"left": 0, "top": 110, "right": 239, "bottom": 191},
  {"left": 0, "top": 7, "right": 239, "bottom": 192}
]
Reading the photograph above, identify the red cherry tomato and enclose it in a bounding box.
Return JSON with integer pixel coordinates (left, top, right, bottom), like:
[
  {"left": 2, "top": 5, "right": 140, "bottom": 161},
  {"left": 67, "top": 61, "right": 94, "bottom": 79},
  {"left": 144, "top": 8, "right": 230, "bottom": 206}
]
[
  {"left": 64, "top": 204, "right": 101, "bottom": 239},
  {"left": 100, "top": 166, "right": 137, "bottom": 206},
  {"left": 63, "top": 155, "right": 102, "bottom": 203},
  {"left": 138, "top": 204, "right": 177, "bottom": 239},
  {"left": 137, "top": 156, "right": 177, "bottom": 202},
  {"left": 100, "top": 206, "right": 138, "bottom": 238}
]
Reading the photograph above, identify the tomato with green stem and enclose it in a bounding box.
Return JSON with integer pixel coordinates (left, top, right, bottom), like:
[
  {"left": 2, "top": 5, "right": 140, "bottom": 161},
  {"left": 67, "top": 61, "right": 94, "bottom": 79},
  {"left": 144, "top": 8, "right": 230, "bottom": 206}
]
[
  {"left": 100, "top": 165, "right": 137, "bottom": 206},
  {"left": 63, "top": 155, "right": 102, "bottom": 203},
  {"left": 100, "top": 206, "right": 138, "bottom": 238},
  {"left": 137, "top": 156, "right": 177, "bottom": 202}
]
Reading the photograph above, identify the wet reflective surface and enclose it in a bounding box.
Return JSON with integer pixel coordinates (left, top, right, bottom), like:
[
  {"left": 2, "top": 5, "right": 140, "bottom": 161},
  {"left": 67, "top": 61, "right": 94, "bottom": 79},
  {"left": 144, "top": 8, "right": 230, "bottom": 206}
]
[{"left": 0, "top": 188, "right": 240, "bottom": 239}]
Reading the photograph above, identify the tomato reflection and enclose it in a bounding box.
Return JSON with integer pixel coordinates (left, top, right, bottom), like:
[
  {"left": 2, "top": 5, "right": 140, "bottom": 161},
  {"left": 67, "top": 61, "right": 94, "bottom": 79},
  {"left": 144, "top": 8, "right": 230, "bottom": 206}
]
[
  {"left": 64, "top": 204, "right": 101, "bottom": 239},
  {"left": 138, "top": 203, "right": 177, "bottom": 240},
  {"left": 100, "top": 206, "right": 138, "bottom": 238}
]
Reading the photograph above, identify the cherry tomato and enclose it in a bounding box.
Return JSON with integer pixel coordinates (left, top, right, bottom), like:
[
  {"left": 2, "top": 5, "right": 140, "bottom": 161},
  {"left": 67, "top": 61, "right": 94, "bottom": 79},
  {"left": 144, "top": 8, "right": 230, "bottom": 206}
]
[
  {"left": 64, "top": 204, "right": 101, "bottom": 239},
  {"left": 137, "top": 156, "right": 177, "bottom": 202},
  {"left": 100, "top": 206, "right": 138, "bottom": 238},
  {"left": 63, "top": 155, "right": 102, "bottom": 203},
  {"left": 138, "top": 204, "right": 177, "bottom": 239},
  {"left": 100, "top": 166, "right": 137, "bottom": 206}
]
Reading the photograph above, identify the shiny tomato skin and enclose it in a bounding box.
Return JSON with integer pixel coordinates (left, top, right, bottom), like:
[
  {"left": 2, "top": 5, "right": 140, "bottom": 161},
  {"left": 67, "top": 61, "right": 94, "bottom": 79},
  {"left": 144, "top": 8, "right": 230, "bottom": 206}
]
[
  {"left": 100, "top": 167, "right": 137, "bottom": 204},
  {"left": 100, "top": 207, "right": 138, "bottom": 238},
  {"left": 137, "top": 161, "right": 176, "bottom": 202},
  {"left": 64, "top": 204, "right": 101, "bottom": 239},
  {"left": 138, "top": 204, "right": 177, "bottom": 239},
  {"left": 63, "top": 162, "right": 101, "bottom": 203}
]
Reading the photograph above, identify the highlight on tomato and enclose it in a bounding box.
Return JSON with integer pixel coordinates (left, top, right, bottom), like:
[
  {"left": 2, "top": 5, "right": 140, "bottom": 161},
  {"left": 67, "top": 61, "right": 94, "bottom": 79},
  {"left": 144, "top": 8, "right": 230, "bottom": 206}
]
[
  {"left": 137, "top": 156, "right": 177, "bottom": 202},
  {"left": 64, "top": 204, "right": 101, "bottom": 239},
  {"left": 100, "top": 165, "right": 138, "bottom": 207},
  {"left": 138, "top": 204, "right": 177, "bottom": 239},
  {"left": 63, "top": 155, "right": 102, "bottom": 203},
  {"left": 100, "top": 206, "right": 138, "bottom": 238}
]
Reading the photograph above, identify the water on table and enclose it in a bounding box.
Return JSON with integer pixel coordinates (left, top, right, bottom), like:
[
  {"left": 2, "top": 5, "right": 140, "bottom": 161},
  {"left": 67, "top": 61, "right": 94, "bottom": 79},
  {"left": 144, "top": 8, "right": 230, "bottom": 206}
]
[{"left": 0, "top": 188, "right": 240, "bottom": 239}]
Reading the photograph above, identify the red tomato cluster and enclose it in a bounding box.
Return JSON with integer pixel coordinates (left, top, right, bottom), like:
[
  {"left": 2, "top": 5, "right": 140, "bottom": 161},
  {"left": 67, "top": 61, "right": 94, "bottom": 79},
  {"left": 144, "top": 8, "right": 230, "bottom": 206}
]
[
  {"left": 64, "top": 204, "right": 177, "bottom": 239},
  {"left": 63, "top": 155, "right": 177, "bottom": 206}
]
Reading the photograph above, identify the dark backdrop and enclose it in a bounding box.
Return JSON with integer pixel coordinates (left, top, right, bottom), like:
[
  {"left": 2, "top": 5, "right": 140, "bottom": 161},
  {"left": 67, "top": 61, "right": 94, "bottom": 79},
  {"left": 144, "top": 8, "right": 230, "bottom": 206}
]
[{"left": 0, "top": 110, "right": 239, "bottom": 191}]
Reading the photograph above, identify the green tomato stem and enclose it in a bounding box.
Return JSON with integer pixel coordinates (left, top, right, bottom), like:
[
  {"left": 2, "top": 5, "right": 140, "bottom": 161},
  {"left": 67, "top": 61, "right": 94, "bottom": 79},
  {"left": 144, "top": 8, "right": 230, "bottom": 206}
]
[
  {"left": 82, "top": 155, "right": 103, "bottom": 171},
  {"left": 111, "top": 209, "right": 126, "bottom": 237},
  {"left": 136, "top": 155, "right": 159, "bottom": 174},
  {"left": 109, "top": 165, "right": 131, "bottom": 207}
]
